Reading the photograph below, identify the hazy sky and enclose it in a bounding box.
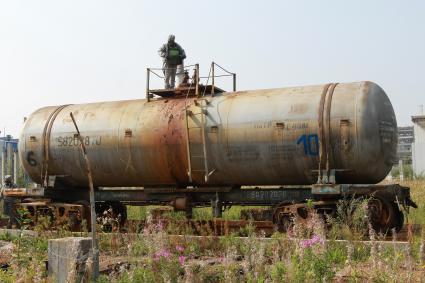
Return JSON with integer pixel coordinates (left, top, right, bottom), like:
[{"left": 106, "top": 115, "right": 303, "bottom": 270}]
[{"left": 1, "top": 0, "right": 424, "bottom": 137}]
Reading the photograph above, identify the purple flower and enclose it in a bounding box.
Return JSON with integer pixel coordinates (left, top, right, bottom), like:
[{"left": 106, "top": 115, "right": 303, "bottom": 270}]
[
  {"left": 178, "top": 255, "right": 186, "bottom": 265},
  {"left": 154, "top": 249, "right": 171, "bottom": 261},
  {"left": 300, "top": 235, "right": 324, "bottom": 249},
  {"left": 175, "top": 245, "right": 185, "bottom": 252},
  {"left": 156, "top": 221, "right": 164, "bottom": 231}
]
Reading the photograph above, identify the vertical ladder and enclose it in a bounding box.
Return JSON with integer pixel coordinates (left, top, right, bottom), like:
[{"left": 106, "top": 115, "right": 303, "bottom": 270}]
[{"left": 185, "top": 98, "right": 215, "bottom": 183}]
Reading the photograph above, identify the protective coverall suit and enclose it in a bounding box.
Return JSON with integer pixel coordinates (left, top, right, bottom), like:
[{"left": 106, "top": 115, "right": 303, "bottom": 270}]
[{"left": 158, "top": 35, "right": 186, "bottom": 89}]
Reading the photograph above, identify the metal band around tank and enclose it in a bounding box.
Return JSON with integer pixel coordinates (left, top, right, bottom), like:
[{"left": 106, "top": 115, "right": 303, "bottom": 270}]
[
  {"left": 317, "top": 83, "right": 331, "bottom": 181},
  {"left": 324, "top": 83, "right": 339, "bottom": 173},
  {"left": 41, "top": 104, "right": 71, "bottom": 186},
  {"left": 317, "top": 83, "right": 338, "bottom": 182}
]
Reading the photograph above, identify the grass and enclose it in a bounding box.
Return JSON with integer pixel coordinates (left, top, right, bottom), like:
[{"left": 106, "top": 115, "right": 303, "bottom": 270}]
[
  {"left": 0, "top": 180, "right": 424, "bottom": 282},
  {"left": 3, "top": 208, "right": 422, "bottom": 282},
  {"left": 127, "top": 205, "right": 269, "bottom": 221},
  {"left": 400, "top": 180, "right": 425, "bottom": 225},
  {"left": 0, "top": 222, "right": 425, "bottom": 283},
  {"left": 108, "top": 197, "right": 425, "bottom": 281}
]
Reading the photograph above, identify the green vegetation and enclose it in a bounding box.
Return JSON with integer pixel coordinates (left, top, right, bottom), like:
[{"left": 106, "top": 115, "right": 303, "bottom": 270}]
[
  {"left": 127, "top": 205, "right": 269, "bottom": 221},
  {"left": 401, "top": 180, "right": 425, "bottom": 225},
  {"left": 0, "top": 180, "right": 423, "bottom": 282},
  {"left": 391, "top": 164, "right": 425, "bottom": 180},
  {"left": 391, "top": 164, "right": 415, "bottom": 179}
]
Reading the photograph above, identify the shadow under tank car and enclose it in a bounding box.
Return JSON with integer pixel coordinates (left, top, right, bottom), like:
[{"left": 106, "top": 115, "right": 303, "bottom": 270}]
[{"left": 11, "top": 80, "right": 416, "bottom": 233}]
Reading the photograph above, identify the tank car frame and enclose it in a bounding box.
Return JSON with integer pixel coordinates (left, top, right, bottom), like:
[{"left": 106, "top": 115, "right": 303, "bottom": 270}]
[{"left": 3, "top": 181, "right": 416, "bottom": 233}]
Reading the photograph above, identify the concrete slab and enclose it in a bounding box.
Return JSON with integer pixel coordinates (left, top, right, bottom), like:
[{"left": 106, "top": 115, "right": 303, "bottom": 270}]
[
  {"left": 48, "top": 237, "right": 92, "bottom": 283},
  {"left": 0, "top": 240, "right": 14, "bottom": 265},
  {"left": 0, "top": 229, "right": 38, "bottom": 237}
]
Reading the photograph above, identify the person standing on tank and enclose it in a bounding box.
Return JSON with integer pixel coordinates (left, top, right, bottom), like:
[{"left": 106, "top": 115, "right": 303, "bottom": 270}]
[{"left": 158, "top": 34, "right": 186, "bottom": 89}]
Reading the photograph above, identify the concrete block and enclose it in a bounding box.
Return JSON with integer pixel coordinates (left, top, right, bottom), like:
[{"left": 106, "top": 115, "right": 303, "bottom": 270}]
[
  {"left": 48, "top": 237, "right": 92, "bottom": 283},
  {"left": 0, "top": 240, "right": 14, "bottom": 266}
]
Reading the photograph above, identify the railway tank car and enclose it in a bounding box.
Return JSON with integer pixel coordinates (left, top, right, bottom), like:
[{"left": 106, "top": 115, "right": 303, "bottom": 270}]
[
  {"left": 20, "top": 81, "right": 396, "bottom": 187},
  {"left": 9, "top": 80, "right": 416, "bottom": 233}
]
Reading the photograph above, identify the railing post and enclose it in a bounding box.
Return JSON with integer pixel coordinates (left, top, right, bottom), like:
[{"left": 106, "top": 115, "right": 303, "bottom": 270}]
[
  {"left": 233, "top": 73, "right": 236, "bottom": 92},
  {"left": 195, "top": 64, "right": 200, "bottom": 97},
  {"left": 146, "top": 68, "right": 150, "bottom": 102},
  {"left": 211, "top": 62, "right": 215, "bottom": 95}
]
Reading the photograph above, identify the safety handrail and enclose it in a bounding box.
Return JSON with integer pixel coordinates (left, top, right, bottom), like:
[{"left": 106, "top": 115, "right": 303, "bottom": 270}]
[
  {"left": 199, "top": 74, "right": 232, "bottom": 79},
  {"left": 148, "top": 64, "right": 198, "bottom": 71},
  {"left": 145, "top": 62, "right": 236, "bottom": 101},
  {"left": 211, "top": 62, "right": 236, "bottom": 93},
  {"left": 149, "top": 70, "right": 165, "bottom": 79},
  {"left": 213, "top": 62, "right": 234, "bottom": 75}
]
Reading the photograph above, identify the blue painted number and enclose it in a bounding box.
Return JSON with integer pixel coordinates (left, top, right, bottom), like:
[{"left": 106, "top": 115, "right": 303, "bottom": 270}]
[{"left": 297, "top": 134, "right": 319, "bottom": 156}]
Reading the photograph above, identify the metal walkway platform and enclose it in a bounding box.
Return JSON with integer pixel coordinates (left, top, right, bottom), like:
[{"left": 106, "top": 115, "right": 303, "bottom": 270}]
[{"left": 149, "top": 84, "right": 225, "bottom": 98}]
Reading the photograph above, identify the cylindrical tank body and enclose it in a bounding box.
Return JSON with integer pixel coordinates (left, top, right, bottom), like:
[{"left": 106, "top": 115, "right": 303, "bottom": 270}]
[{"left": 19, "top": 81, "right": 397, "bottom": 187}]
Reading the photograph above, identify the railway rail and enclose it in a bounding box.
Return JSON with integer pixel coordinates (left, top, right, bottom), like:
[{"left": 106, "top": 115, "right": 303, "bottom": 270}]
[
  {"left": 126, "top": 219, "right": 422, "bottom": 241},
  {"left": 1, "top": 214, "right": 421, "bottom": 242}
]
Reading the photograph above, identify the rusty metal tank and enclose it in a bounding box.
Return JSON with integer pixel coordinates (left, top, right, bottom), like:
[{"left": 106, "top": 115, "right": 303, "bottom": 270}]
[{"left": 19, "top": 81, "right": 397, "bottom": 187}]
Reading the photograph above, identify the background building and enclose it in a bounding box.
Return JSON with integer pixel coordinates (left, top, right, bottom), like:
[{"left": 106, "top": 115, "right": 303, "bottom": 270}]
[
  {"left": 0, "top": 135, "right": 19, "bottom": 186},
  {"left": 397, "top": 126, "right": 414, "bottom": 164},
  {"left": 412, "top": 115, "right": 425, "bottom": 176}
]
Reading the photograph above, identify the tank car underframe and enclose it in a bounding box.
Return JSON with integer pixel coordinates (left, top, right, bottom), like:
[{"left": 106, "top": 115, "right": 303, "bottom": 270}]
[{"left": 4, "top": 183, "right": 415, "bottom": 233}]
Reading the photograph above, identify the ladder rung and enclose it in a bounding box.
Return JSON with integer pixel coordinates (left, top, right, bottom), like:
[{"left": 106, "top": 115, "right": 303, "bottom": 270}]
[
  {"left": 185, "top": 99, "right": 211, "bottom": 183},
  {"left": 208, "top": 168, "right": 216, "bottom": 177},
  {"left": 188, "top": 125, "right": 218, "bottom": 130},
  {"left": 186, "top": 111, "right": 207, "bottom": 116}
]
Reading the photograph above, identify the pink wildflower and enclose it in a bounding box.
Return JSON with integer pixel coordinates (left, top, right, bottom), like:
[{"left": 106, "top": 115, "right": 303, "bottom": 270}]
[
  {"left": 178, "top": 255, "right": 186, "bottom": 265},
  {"left": 154, "top": 249, "right": 171, "bottom": 261},
  {"left": 300, "top": 235, "right": 324, "bottom": 248},
  {"left": 175, "top": 245, "right": 185, "bottom": 252},
  {"left": 156, "top": 221, "right": 164, "bottom": 231}
]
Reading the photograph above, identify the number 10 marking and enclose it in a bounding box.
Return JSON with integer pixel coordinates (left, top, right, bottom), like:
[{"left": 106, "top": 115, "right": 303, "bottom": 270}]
[{"left": 297, "top": 134, "right": 319, "bottom": 156}]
